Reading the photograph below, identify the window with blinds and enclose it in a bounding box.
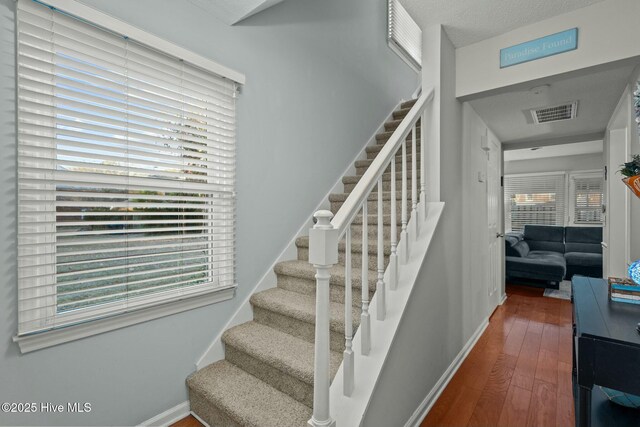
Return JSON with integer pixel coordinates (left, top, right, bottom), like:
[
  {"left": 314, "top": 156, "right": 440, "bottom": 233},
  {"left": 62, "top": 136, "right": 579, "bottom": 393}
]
[
  {"left": 573, "top": 176, "right": 603, "bottom": 224},
  {"left": 388, "top": 0, "right": 422, "bottom": 69},
  {"left": 504, "top": 174, "right": 566, "bottom": 232},
  {"left": 17, "top": 0, "right": 237, "bottom": 335}
]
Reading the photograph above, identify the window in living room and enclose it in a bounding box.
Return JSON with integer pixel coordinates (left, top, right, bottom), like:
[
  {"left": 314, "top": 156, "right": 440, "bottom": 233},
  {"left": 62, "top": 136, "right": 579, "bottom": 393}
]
[
  {"left": 504, "top": 172, "right": 566, "bottom": 232},
  {"left": 15, "top": 0, "right": 241, "bottom": 339},
  {"left": 571, "top": 173, "right": 604, "bottom": 224}
]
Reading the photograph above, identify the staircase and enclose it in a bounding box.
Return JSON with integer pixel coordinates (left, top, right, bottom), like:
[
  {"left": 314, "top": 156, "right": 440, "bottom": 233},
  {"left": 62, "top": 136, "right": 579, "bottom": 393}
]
[{"left": 186, "top": 99, "right": 420, "bottom": 427}]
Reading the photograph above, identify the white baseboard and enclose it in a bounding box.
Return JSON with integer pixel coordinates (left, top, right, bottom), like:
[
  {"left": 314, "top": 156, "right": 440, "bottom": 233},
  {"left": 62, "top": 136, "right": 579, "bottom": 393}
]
[
  {"left": 190, "top": 411, "right": 210, "bottom": 427},
  {"left": 499, "top": 293, "right": 508, "bottom": 305},
  {"left": 195, "top": 97, "right": 410, "bottom": 371},
  {"left": 139, "top": 401, "right": 190, "bottom": 427},
  {"left": 403, "top": 317, "right": 490, "bottom": 427}
]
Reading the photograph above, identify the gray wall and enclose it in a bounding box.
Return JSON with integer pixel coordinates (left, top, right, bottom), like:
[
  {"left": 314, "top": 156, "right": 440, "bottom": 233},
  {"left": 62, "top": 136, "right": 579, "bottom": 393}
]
[
  {"left": 0, "top": 0, "right": 418, "bottom": 425},
  {"left": 627, "top": 66, "right": 640, "bottom": 262},
  {"left": 363, "top": 27, "right": 470, "bottom": 427},
  {"left": 504, "top": 152, "right": 604, "bottom": 175}
]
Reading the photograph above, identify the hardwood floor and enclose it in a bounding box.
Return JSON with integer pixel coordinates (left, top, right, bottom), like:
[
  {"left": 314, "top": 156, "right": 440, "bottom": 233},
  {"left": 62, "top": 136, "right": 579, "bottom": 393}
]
[
  {"left": 421, "top": 284, "right": 575, "bottom": 427},
  {"left": 170, "top": 415, "right": 203, "bottom": 427}
]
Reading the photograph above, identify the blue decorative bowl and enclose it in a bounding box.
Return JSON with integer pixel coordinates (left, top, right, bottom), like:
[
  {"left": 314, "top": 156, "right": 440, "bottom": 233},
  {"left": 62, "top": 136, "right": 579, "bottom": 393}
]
[
  {"left": 629, "top": 259, "right": 640, "bottom": 285},
  {"left": 600, "top": 387, "right": 640, "bottom": 409}
]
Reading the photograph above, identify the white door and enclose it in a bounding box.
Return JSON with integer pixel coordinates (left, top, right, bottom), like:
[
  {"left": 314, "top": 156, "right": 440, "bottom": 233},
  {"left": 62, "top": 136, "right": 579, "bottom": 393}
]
[{"left": 487, "top": 135, "right": 502, "bottom": 307}]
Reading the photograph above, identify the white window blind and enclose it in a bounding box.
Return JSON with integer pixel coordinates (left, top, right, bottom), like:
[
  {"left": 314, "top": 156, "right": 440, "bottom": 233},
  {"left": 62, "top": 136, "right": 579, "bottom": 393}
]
[
  {"left": 504, "top": 174, "right": 566, "bottom": 232},
  {"left": 573, "top": 176, "right": 603, "bottom": 224},
  {"left": 388, "top": 0, "right": 422, "bottom": 69},
  {"left": 17, "top": 0, "right": 237, "bottom": 335}
]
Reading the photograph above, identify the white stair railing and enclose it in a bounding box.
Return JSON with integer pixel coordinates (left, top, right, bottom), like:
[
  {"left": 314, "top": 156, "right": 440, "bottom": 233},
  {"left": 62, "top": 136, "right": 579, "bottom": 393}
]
[{"left": 307, "top": 88, "right": 434, "bottom": 427}]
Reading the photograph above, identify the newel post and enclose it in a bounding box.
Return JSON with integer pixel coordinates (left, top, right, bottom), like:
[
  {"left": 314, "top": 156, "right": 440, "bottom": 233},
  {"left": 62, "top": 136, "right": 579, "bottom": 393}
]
[{"left": 308, "top": 210, "right": 338, "bottom": 427}]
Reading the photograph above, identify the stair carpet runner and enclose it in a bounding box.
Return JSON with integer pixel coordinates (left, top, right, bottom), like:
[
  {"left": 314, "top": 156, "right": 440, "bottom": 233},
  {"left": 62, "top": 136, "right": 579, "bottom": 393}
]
[{"left": 187, "top": 99, "right": 420, "bottom": 427}]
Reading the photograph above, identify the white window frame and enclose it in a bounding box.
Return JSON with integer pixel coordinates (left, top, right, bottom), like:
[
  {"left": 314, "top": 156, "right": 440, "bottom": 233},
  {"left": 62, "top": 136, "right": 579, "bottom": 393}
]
[
  {"left": 13, "top": 0, "right": 245, "bottom": 353},
  {"left": 568, "top": 170, "right": 604, "bottom": 226},
  {"left": 387, "top": 0, "right": 421, "bottom": 73}
]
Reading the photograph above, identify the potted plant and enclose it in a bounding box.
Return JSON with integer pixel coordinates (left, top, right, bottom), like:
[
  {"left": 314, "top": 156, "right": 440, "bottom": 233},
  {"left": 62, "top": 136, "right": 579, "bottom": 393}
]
[{"left": 619, "top": 154, "right": 640, "bottom": 198}]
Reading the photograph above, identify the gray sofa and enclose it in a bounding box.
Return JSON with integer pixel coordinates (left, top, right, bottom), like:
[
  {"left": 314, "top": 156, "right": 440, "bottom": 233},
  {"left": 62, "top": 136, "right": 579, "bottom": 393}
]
[{"left": 505, "top": 225, "right": 603, "bottom": 288}]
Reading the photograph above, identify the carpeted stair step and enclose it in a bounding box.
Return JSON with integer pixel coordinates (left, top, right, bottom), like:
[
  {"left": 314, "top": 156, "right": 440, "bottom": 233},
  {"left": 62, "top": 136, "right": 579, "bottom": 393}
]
[
  {"left": 384, "top": 119, "right": 421, "bottom": 132},
  {"left": 222, "top": 321, "right": 342, "bottom": 408},
  {"left": 296, "top": 235, "right": 391, "bottom": 272},
  {"left": 343, "top": 172, "right": 418, "bottom": 193},
  {"left": 187, "top": 360, "right": 312, "bottom": 427},
  {"left": 367, "top": 142, "right": 421, "bottom": 160},
  {"left": 274, "top": 259, "right": 375, "bottom": 307},
  {"left": 355, "top": 156, "right": 420, "bottom": 175},
  {"left": 392, "top": 107, "right": 411, "bottom": 120},
  {"left": 250, "top": 287, "right": 360, "bottom": 352},
  {"left": 329, "top": 191, "right": 411, "bottom": 215},
  {"left": 401, "top": 99, "right": 417, "bottom": 109},
  {"left": 375, "top": 128, "right": 421, "bottom": 143}
]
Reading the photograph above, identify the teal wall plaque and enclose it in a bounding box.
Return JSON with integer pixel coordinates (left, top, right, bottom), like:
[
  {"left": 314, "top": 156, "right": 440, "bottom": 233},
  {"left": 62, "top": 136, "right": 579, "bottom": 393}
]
[{"left": 500, "top": 28, "right": 578, "bottom": 68}]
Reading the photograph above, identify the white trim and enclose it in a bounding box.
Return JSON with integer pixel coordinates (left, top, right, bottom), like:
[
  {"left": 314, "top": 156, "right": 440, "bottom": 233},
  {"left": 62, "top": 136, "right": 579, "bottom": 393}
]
[
  {"left": 403, "top": 317, "right": 490, "bottom": 427},
  {"left": 138, "top": 401, "right": 190, "bottom": 427},
  {"left": 189, "top": 411, "right": 211, "bottom": 427},
  {"left": 32, "top": 0, "right": 245, "bottom": 84},
  {"left": 195, "top": 97, "right": 412, "bottom": 369},
  {"left": 14, "top": 286, "right": 236, "bottom": 353},
  {"left": 504, "top": 170, "right": 567, "bottom": 178},
  {"left": 388, "top": 41, "right": 421, "bottom": 74},
  {"left": 499, "top": 293, "right": 508, "bottom": 305}
]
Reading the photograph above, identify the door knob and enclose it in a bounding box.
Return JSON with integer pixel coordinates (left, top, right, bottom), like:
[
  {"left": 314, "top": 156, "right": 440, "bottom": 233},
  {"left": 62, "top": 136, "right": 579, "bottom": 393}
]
[{"left": 496, "top": 233, "right": 504, "bottom": 238}]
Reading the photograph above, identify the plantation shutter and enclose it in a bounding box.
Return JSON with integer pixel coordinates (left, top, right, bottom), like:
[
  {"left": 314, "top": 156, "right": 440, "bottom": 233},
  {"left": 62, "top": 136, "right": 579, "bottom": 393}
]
[
  {"left": 504, "top": 174, "right": 566, "bottom": 232},
  {"left": 17, "top": 0, "right": 237, "bottom": 335},
  {"left": 573, "top": 176, "right": 603, "bottom": 224},
  {"left": 388, "top": 0, "right": 422, "bottom": 68}
]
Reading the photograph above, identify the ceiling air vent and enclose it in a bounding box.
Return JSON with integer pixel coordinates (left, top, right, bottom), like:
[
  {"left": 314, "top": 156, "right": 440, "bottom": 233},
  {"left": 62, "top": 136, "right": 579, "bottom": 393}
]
[{"left": 531, "top": 101, "right": 578, "bottom": 124}]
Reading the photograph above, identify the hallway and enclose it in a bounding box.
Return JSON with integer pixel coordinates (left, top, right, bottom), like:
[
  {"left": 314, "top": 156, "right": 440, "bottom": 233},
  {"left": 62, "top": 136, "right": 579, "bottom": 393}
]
[{"left": 422, "top": 285, "right": 574, "bottom": 427}]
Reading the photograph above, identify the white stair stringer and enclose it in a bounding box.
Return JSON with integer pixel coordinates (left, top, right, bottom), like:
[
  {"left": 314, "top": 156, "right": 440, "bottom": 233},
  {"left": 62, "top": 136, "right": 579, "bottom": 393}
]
[{"left": 328, "top": 201, "right": 444, "bottom": 427}]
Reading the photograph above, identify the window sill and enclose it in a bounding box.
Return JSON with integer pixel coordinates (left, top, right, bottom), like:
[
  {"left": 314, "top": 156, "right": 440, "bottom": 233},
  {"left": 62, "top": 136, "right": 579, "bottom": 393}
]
[{"left": 13, "top": 285, "right": 237, "bottom": 354}]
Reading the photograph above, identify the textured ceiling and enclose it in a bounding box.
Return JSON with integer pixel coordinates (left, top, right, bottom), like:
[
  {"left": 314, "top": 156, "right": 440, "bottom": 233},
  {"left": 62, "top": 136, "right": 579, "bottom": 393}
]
[
  {"left": 401, "top": 0, "right": 604, "bottom": 47},
  {"left": 469, "top": 64, "right": 636, "bottom": 143}
]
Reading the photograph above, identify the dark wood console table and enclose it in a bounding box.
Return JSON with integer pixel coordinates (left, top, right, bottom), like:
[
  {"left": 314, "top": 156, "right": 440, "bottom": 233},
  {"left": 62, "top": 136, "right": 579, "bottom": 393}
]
[{"left": 572, "top": 276, "right": 640, "bottom": 427}]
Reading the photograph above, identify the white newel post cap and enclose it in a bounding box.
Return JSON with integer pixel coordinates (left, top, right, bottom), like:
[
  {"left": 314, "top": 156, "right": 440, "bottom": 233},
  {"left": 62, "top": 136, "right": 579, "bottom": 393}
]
[{"left": 308, "top": 211, "right": 339, "bottom": 266}]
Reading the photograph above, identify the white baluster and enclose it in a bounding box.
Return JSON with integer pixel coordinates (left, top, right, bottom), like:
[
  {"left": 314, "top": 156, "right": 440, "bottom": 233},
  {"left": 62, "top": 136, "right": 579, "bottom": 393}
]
[
  {"left": 360, "top": 203, "right": 371, "bottom": 355},
  {"left": 308, "top": 211, "right": 338, "bottom": 427},
  {"left": 343, "top": 227, "right": 354, "bottom": 396},
  {"left": 376, "top": 179, "right": 386, "bottom": 321},
  {"left": 420, "top": 113, "right": 427, "bottom": 218},
  {"left": 400, "top": 132, "right": 408, "bottom": 263},
  {"left": 389, "top": 154, "right": 398, "bottom": 290},
  {"left": 411, "top": 125, "right": 418, "bottom": 240}
]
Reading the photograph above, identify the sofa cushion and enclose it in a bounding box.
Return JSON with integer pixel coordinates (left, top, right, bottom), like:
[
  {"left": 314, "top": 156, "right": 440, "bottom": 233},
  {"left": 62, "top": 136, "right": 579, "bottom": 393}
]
[
  {"left": 507, "top": 241, "right": 529, "bottom": 257},
  {"left": 523, "top": 225, "right": 565, "bottom": 253},
  {"left": 527, "top": 250, "right": 566, "bottom": 263},
  {"left": 505, "top": 255, "right": 566, "bottom": 279},
  {"left": 524, "top": 225, "right": 564, "bottom": 242},
  {"left": 505, "top": 233, "right": 523, "bottom": 248},
  {"left": 565, "top": 252, "right": 603, "bottom": 267},
  {"left": 565, "top": 227, "right": 602, "bottom": 244},
  {"left": 565, "top": 242, "right": 602, "bottom": 254}
]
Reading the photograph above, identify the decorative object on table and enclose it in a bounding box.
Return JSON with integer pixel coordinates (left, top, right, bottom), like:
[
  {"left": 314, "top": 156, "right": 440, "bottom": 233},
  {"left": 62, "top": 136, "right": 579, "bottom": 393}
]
[
  {"left": 619, "top": 155, "right": 640, "bottom": 199},
  {"left": 608, "top": 276, "right": 640, "bottom": 304},
  {"left": 600, "top": 386, "right": 640, "bottom": 409},
  {"left": 630, "top": 259, "right": 640, "bottom": 285}
]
